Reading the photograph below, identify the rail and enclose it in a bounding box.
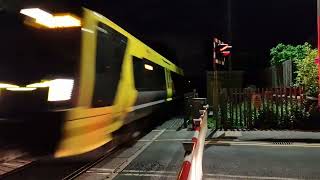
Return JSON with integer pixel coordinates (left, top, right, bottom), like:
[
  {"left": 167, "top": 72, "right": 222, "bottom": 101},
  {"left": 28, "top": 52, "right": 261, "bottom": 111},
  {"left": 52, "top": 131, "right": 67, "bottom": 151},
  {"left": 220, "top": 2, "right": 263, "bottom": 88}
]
[{"left": 177, "top": 105, "right": 208, "bottom": 180}]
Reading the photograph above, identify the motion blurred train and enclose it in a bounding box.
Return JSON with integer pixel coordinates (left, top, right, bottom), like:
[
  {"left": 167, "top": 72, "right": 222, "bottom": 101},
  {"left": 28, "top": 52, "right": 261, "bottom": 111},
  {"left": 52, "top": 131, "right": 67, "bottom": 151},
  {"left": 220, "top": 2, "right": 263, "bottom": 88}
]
[{"left": 0, "top": 2, "right": 184, "bottom": 158}]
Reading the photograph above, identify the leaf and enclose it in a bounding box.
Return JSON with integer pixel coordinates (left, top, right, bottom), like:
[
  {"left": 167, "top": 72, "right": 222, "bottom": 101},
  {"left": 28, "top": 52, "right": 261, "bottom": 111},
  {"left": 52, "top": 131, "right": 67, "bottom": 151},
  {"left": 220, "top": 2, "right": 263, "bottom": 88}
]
[
  {"left": 270, "top": 43, "right": 311, "bottom": 66},
  {"left": 294, "top": 48, "right": 319, "bottom": 96}
]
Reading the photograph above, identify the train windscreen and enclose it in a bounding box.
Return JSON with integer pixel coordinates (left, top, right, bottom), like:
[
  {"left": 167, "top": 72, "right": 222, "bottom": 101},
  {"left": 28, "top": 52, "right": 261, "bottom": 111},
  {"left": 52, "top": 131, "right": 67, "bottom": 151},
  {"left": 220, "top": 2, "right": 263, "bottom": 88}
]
[{"left": 0, "top": 11, "right": 81, "bottom": 86}]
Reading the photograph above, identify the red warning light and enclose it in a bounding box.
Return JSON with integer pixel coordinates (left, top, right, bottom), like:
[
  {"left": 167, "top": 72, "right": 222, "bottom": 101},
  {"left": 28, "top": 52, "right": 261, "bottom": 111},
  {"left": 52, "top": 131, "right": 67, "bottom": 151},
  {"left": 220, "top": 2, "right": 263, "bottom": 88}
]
[{"left": 222, "top": 51, "right": 231, "bottom": 57}]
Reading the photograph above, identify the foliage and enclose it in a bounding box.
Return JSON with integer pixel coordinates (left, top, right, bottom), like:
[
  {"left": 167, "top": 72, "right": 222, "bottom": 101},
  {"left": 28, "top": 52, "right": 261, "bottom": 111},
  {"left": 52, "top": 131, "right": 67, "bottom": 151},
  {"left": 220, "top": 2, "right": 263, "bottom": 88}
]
[
  {"left": 217, "top": 98, "right": 316, "bottom": 130},
  {"left": 207, "top": 117, "right": 216, "bottom": 129},
  {"left": 254, "top": 102, "right": 310, "bottom": 129},
  {"left": 269, "top": 42, "right": 318, "bottom": 96},
  {"left": 270, "top": 43, "right": 312, "bottom": 66},
  {"left": 294, "top": 49, "right": 319, "bottom": 97}
]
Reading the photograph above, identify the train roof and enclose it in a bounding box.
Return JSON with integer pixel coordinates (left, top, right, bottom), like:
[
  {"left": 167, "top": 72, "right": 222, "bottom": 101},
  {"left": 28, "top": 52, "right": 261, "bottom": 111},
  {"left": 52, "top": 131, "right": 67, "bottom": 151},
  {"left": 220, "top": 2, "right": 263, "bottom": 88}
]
[{"left": 86, "top": 8, "right": 184, "bottom": 76}]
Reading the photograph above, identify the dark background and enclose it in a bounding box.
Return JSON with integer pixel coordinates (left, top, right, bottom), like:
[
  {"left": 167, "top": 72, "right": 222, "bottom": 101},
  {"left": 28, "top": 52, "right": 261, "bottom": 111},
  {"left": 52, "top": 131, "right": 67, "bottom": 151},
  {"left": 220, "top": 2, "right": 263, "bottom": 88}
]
[
  {"left": 85, "top": 0, "right": 317, "bottom": 95},
  {"left": 2, "top": 0, "right": 317, "bottom": 95}
]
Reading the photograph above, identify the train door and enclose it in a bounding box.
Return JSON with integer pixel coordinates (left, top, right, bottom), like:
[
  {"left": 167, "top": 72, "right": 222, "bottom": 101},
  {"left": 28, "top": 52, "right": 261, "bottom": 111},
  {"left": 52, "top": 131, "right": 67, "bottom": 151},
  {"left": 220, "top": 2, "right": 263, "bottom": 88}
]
[
  {"left": 92, "top": 22, "right": 128, "bottom": 107},
  {"left": 165, "top": 69, "right": 173, "bottom": 100}
]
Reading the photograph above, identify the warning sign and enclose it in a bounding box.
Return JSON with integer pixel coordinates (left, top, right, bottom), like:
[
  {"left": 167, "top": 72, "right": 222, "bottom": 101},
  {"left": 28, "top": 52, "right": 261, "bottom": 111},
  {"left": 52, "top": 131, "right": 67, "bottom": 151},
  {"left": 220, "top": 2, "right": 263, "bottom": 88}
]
[{"left": 251, "top": 94, "right": 262, "bottom": 109}]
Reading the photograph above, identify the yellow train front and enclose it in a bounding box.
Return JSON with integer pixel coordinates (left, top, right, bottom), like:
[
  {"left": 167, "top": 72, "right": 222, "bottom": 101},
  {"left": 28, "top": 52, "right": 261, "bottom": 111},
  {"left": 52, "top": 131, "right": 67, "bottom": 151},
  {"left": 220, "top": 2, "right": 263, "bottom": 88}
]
[{"left": 0, "top": 5, "right": 184, "bottom": 158}]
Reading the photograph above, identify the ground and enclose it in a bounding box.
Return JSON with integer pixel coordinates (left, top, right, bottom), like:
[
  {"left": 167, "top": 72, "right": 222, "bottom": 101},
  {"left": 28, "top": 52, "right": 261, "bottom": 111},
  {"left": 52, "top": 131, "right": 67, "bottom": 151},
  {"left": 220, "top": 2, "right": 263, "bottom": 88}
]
[{"left": 78, "top": 118, "right": 320, "bottom": 180}]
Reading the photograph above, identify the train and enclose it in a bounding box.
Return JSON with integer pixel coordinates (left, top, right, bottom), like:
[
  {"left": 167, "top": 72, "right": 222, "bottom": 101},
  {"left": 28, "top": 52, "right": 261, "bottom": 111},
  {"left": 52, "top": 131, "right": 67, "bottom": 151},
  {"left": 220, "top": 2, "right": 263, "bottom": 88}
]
[{"left": 0, "top": 2, "right": 185, "bottom": 158}]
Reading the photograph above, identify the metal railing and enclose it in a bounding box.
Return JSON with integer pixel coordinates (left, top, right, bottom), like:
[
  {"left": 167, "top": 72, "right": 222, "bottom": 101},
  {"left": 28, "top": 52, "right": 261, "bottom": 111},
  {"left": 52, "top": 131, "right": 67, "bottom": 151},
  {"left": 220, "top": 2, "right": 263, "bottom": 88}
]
[{"left": 177, "top": 105, "right": 208, "bottom": 180}]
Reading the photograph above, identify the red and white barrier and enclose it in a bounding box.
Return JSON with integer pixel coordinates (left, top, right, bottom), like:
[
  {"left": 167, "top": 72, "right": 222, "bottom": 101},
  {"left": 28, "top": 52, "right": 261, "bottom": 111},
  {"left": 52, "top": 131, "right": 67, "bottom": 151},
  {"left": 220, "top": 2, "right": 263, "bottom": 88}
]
[{"left": 178, "top": 106, "right": 208, "bottom": 180}]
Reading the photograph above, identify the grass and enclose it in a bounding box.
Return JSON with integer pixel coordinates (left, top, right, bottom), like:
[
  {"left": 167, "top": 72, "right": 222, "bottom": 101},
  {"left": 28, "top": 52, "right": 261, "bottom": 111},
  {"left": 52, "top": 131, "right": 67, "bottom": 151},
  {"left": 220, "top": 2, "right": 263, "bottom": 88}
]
[{"left": 207, "top": 116, "right": 216, "bottom": 129}]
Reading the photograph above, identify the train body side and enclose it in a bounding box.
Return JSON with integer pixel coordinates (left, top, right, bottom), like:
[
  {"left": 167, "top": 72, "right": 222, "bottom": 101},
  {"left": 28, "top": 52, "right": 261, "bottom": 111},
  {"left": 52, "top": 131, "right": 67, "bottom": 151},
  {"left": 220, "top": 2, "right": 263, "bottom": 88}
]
[{"left": 55, "top": 8, "right": 184, "bottom": 157}]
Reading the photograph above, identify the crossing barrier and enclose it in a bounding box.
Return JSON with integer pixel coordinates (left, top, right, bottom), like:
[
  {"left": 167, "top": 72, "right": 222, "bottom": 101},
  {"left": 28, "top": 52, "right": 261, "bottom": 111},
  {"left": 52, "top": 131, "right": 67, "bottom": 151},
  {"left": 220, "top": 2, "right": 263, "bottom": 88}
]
[{"left": 177, "top": 105, "right": 208, "bottom": 180}]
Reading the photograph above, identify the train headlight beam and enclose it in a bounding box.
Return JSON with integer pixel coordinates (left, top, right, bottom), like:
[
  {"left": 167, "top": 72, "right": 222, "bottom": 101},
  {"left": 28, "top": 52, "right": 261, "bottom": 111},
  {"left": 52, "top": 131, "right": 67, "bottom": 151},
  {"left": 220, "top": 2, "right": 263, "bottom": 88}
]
[
  {"left": 0, "top": 83, "right": 19, "bottom": 88},
  {"left": 7, "top": 87, "right": 36, "bottom": 91},
  {"left": 20, "top": 8, "right": 81, "bottom": 28},
  {"left": 27, "top": 79, "right": 74, "bottom": 101},
  {"left": 27, "top": 81, "right": 51, "bottom": 88}
]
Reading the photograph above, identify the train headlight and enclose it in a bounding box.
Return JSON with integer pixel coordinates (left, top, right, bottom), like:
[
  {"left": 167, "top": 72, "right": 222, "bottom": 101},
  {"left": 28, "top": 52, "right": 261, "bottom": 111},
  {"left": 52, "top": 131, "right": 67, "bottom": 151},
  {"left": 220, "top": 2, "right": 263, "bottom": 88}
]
[
  {"left": 48, "top": 79, "right": 74, "bottom": 102},
  {"left": 0, "top": 83, "right": 19, "bottom": 88},
  {"left": 27, "top": 79, "right": 74, "bottom": 102},
  {"left": 20, "top": 8, "right": 81, "bottom": 29}
]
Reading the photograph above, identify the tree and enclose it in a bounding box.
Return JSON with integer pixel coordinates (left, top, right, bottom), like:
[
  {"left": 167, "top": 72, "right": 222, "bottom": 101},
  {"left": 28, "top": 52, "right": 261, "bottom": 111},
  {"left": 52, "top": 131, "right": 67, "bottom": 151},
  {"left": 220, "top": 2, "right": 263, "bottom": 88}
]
[
  {"left": 270, "top": 43, "right": 311, "bottom": 66},
  {"left": 294, "top": 48, "right": 319, "bottom": 97}
]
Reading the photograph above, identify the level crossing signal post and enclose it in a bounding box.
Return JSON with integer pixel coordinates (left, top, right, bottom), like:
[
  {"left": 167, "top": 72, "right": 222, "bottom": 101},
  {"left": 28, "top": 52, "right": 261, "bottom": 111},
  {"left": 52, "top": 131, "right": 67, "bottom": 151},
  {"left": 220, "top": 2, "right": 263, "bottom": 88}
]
[{"left": 212, "top": 38, "right": 232, "bottom": 128}]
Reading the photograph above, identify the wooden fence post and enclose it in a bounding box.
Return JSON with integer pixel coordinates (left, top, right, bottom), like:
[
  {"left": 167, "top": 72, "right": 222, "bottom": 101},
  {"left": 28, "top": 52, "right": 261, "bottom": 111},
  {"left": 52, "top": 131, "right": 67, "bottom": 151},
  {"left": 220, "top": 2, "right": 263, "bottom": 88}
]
[
  {"left": 284, "top": 87, "right": 288, "bottom": 128},
  {"left": 240, "top": 88, "right": 243, "bottom": 128},
  {"left": 243, "top": 89, "right": 248, "bottom": 129},
  {"left": 249, "top": 89, "right": 253, "bottom": 129}
]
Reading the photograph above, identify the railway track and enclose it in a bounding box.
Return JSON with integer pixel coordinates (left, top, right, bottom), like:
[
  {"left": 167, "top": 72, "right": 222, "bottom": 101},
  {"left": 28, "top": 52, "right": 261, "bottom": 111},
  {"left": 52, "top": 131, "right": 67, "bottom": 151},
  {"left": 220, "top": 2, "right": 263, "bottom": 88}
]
[
  {"left": 62, "top": 145, "right": 119, "bottom": 180},
  {"left": 0, "top": 139, "right": 129, "bottom": 180},
  {"left": 0, "top": 116, "right": 178, "bottom": 179},
  {"left": 0, "top": 146, "right": 27, "bottom": 163},
  {"left": 0, "top": 156, "right": 34, "bottom": 176},
  {"left": 0, "top": 144, "right": 34, "bottom": 177}
]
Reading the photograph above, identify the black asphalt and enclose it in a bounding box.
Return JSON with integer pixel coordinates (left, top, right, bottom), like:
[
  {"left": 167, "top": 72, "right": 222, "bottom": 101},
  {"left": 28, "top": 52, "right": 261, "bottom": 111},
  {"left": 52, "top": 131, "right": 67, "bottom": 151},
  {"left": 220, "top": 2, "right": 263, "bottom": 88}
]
[
  {"left": 113, "top": 130, "right": 320, "bottom": 180},
  {"left": 203, "top": 145, "right": 320, "bottom": 179}
]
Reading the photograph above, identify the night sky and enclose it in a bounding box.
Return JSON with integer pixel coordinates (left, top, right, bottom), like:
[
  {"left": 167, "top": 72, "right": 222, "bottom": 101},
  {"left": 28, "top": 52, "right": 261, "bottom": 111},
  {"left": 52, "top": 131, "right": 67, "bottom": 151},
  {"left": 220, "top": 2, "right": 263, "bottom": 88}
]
[
  {"left": 87, "top": 0, "right": 317, "bottom": 77},
  {"left": 2, "top": 0, "right": 318, "bottom": 93}
]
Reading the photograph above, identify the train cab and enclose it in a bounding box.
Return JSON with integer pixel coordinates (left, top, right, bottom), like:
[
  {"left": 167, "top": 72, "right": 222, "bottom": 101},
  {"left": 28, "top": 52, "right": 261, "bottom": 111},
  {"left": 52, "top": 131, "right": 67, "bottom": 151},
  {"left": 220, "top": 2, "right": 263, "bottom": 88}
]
[{"left": 0, "top": 2, "right": 184, "bottom": 158}]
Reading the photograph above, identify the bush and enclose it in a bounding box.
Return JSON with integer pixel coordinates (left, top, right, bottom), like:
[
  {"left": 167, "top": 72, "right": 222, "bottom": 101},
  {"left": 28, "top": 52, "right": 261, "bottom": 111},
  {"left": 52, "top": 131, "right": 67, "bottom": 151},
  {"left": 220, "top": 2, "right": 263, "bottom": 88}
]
[
  {"left": 218, "top": 99, "right": 312, "bottom": 130},
  {"left": 294, "top": 49, "right": 319, "bottom": 97},
  {"left": 270, "top": 43, "right": 311, "bottom": 66},
  {"left": 207, "top": 117, "right": 216, "bottom": 129}
]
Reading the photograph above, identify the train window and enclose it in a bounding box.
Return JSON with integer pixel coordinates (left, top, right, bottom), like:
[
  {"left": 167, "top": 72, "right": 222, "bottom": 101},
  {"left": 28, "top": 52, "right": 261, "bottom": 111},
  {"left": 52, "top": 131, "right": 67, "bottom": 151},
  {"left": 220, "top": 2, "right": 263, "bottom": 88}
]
[
  {"left": 92, "top": 22, "right": 128, "bottom": 107},
  {"left": 133, "top": 57, "right": 166, "bottom": 91}
]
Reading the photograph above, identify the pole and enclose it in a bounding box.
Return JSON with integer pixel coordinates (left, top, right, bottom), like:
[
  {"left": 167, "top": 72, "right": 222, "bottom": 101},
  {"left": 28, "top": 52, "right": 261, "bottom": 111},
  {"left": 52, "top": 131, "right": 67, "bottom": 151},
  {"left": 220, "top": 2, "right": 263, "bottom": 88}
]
[
  {"left": 227, "top": 0, "right": 233, "bottom": 71},
  {"left": 317, "top": 0, "right": 320, "bottom": 108},
  {"left": 213, "top": 39, "right": 219, "bottom": 128}
]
